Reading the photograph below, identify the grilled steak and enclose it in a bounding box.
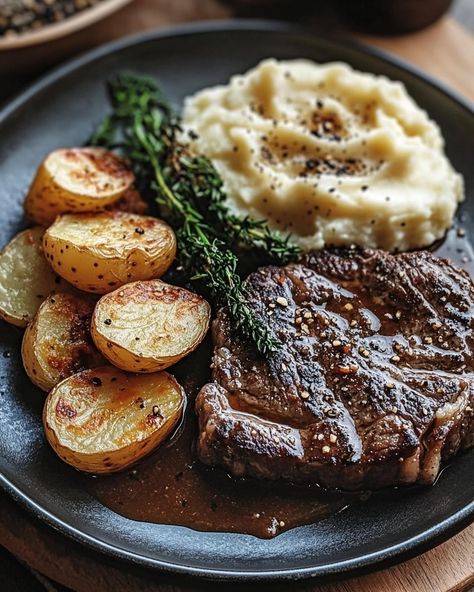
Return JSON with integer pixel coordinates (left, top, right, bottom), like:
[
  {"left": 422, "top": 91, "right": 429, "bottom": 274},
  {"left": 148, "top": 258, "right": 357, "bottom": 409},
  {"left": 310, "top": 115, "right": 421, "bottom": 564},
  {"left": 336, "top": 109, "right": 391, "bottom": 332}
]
[{"left": 196, "top": 248, "right": 474, "bottom": 490}]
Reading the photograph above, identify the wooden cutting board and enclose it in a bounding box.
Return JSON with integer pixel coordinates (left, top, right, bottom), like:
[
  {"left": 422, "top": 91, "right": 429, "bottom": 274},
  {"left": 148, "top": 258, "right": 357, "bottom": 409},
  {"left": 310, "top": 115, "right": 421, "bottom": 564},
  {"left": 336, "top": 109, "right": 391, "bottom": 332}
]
[{"left": 1, "top": 2, "right": 473, "bottom": 591}]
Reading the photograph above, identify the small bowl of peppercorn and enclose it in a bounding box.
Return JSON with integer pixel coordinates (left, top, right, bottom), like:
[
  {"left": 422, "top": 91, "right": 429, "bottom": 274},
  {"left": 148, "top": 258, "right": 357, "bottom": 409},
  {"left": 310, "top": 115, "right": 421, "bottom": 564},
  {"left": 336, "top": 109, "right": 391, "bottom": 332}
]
[{"left": 0, "top": 0, "right": 131, "bottom": 50}]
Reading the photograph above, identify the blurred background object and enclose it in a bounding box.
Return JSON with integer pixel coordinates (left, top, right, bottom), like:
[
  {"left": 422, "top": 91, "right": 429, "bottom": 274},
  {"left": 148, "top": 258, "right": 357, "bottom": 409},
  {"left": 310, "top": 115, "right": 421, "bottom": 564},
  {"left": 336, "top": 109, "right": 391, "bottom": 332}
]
[
  {"left": 0, "top": 0, "right": 229, "bottom": 79},
  {"left": 224, "top": 0, "right": 455, "bottom": 34},
  {"left": 0, "top": 0, "right": 131, "bottom": 49},
  {"left": 1, "top": 0, "right": 110, "bottom": 39},
  {"left": 336, "top": 0, "right": 455, "bottom": 34},
  {"left": 0, "top": 0, "right": 472, "bottom": 89}
]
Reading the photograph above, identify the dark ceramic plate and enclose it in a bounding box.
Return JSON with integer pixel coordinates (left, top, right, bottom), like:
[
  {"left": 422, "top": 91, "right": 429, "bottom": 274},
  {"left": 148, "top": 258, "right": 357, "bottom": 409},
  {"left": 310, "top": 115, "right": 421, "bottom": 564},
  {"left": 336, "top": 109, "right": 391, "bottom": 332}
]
[{"left": 0, "top": 20, "right": 473, "bottom": 583}]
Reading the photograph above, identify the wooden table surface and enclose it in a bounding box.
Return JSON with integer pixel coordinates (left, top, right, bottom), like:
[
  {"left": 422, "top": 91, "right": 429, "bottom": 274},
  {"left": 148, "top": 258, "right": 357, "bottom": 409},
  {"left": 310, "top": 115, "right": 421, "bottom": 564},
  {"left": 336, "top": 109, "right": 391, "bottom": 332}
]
[{"left": 1, "top": 1, "right": 474, "bottom": 591}]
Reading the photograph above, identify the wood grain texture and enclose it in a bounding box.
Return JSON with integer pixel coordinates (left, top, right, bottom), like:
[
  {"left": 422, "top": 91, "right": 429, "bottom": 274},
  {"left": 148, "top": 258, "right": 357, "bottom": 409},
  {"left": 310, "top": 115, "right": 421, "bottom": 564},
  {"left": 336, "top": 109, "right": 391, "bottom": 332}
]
[{"left": 1, "top": 2, "right": 473, "bottom": 591}]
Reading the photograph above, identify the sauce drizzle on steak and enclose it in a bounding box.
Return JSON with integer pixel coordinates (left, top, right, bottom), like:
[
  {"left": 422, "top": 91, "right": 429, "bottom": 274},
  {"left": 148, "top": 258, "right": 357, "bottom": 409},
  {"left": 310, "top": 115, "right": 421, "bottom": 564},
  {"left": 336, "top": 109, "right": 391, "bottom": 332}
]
[{"left": 196, "top": 248, "right": 474, "bottom": 490}]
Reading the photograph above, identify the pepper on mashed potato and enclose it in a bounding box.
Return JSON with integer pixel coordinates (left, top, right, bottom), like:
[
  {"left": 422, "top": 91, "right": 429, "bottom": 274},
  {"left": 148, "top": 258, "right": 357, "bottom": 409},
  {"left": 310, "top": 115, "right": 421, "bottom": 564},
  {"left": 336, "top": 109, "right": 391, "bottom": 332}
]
[{"left": 182, "top": 59, "right": 463, "bottom": 252}]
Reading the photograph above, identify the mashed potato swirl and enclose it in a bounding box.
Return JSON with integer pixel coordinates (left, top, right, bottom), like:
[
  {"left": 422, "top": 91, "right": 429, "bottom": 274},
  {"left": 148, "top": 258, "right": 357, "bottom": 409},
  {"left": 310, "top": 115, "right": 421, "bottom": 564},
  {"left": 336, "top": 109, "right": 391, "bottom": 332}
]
[{"left": 182, "top": 59, "right": 463, "bottom": 252}]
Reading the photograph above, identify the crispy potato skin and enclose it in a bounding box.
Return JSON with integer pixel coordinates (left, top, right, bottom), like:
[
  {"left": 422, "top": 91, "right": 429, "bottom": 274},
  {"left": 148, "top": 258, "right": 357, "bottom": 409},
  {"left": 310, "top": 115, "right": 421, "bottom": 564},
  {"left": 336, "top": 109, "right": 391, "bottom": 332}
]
[
  {"left": 22, "top": 292, "right": 104, "bottom": 391},
  {"left": 43, "top": 211, "right": 177, "bottom": 293},
  {"left": 43, "top": 366, "right": 185, "bottom": 473},
  {"left": 91, "top": 280, "right": 211, "bottom": 372},
  {"left": 24, "top": 147, "right": 134, "bottom": 225},
  {"left": 0, "top": 226, "right": 69, "bottom": 327}
]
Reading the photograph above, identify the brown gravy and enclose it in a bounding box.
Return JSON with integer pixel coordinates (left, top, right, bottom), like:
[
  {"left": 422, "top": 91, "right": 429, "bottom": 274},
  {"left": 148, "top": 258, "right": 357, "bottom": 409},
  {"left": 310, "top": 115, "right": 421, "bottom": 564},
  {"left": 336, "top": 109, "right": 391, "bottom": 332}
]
[
  {"left": 89, "top": 414, "right": 353, "bottom": 538},
  {"left": 87, "top": 226, "right": 472, "bottom": 538}
]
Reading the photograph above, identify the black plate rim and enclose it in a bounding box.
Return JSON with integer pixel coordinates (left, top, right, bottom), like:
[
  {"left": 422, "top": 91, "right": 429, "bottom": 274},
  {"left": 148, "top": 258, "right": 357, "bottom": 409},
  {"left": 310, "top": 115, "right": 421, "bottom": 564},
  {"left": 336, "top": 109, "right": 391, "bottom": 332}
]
[{"left": 0, "top": 19, "right": 473, "bottom": 582}]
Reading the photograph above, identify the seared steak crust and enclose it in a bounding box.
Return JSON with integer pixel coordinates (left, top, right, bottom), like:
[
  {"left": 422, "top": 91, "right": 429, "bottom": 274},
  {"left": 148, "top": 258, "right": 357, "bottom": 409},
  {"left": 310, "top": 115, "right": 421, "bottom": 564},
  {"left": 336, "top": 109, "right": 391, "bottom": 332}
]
[{"left": 196, "top": 248, "right": 474, "bottom": 490}]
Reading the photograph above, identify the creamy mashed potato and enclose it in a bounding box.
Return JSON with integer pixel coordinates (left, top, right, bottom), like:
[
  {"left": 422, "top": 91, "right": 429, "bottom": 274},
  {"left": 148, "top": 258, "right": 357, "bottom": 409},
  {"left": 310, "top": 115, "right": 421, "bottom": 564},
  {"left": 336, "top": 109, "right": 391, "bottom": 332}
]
[{"left": 182, "top": 59, "right": 463, "bottom": 252}]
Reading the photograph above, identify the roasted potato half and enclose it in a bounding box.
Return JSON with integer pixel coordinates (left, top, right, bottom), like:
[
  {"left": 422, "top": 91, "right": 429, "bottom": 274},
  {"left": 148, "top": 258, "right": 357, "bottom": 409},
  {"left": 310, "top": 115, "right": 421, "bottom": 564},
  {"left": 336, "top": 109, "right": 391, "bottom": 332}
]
[
  {"left": 91, "top": 280, "right": 210, "bottom": 372},
  {"left": 0, "top": 227, "right": 69, "bottom": 327},
  {"left": 22, "top": 292, "right": 104, "bottom": 391},
  {"left": 24, "top": 147, "right": 134, "bottom": 225},
  {"left": 43, "top": 366, "right": 185, "bottom": 473},
  {"left": 43, "top": 211, "right": 176, "bottom": 293}
]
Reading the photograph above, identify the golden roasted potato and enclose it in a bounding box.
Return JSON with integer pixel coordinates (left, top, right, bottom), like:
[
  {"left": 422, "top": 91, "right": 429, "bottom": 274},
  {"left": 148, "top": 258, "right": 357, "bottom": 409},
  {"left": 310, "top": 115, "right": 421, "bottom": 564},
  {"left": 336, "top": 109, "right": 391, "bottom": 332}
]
[
  {"left": 0, "top": 226, "right": 68, "bottom": 327},
  {"left": 24, "top": 147, "right": 134, "bottom": 225},
  {"left": 43, "top": 211, "right": 176, "bottom": 293},
  {"left": 106, "top": 187, "right": 149, "bottom": 215},
  {"left": 91, "top": 280, "right": 210, "bottom": 372},
  {"left": 43, "top": 366, "right": 185, "bottom": 473},
  {"left": 22, "top": 292, "right": 104, "bottom": 391}
]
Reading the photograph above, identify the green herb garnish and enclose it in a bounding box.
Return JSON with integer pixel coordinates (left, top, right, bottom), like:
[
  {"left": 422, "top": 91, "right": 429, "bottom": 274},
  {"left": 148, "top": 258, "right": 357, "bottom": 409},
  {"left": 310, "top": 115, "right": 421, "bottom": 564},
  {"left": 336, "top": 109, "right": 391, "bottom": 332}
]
[{"left": 90, "top": 73, "right": 300, "bottom": 355}]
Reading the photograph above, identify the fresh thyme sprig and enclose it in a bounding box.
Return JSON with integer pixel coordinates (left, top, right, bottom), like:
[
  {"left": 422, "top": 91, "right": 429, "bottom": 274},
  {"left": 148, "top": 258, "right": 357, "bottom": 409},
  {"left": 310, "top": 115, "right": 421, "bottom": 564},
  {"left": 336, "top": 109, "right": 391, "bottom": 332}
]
[{"left": 90, "top": 73, "right": 300, "bottom": 355}]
